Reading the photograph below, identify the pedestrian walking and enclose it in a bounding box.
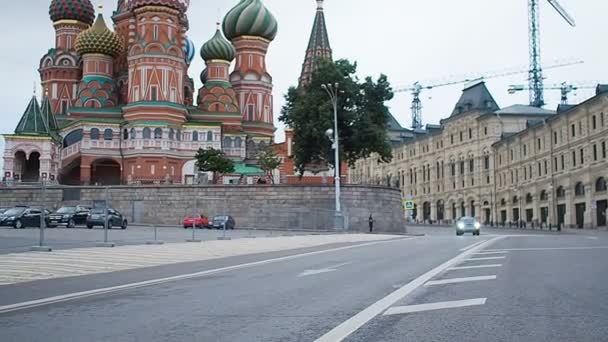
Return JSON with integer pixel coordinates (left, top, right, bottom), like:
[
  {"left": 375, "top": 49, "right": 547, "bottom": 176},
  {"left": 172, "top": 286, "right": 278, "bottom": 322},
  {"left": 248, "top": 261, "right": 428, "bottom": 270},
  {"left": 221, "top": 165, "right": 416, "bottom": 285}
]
[{"left": 369, "top": 214, "right": 374, "bottom": 233}]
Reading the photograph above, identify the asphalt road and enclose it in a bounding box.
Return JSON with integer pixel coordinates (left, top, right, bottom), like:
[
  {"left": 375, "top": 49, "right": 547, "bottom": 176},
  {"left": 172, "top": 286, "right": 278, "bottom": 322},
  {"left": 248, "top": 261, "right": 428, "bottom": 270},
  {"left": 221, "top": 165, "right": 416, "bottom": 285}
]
[
  {"left": 0, "top": 225, "right": 324, "bottom": 254},
  {"left": 1, "top": 227, "right": 607, "bottom": 342}
]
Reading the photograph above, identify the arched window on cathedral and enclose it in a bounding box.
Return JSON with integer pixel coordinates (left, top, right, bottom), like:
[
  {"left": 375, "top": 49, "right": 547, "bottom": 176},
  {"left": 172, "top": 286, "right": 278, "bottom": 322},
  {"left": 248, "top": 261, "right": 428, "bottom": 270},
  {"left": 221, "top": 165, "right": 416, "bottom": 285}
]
[
  {"left": 143, "top": 127, "right": 151, "bottom": 139},
  {"left": 103, "top": 129, "right": 113, "bottom": 141},
  {"left": 90, "top": 128, "right": 100, "bottom": 140},
  {"left": 192, "top": 131, "right": 198, "bottom": 141},
  {"left": 154, "top": 128, "right": 162, "bottom": 139},
  {"left": 224, "top": 137, "right": 232, "bottom": 148},
  {"left": 130, "top": 128, "right": 136, "bottom": 139},
  {"left": 207, "top": 131, "right": 213, "bottom": 141}
]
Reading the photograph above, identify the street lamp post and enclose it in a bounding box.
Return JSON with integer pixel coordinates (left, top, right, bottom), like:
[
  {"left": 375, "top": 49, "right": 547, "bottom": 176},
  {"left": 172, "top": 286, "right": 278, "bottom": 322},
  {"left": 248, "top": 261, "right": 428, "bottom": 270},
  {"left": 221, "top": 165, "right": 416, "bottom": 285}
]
[{"left": 322, "top": 82, "right": 343, "bottom": 230}]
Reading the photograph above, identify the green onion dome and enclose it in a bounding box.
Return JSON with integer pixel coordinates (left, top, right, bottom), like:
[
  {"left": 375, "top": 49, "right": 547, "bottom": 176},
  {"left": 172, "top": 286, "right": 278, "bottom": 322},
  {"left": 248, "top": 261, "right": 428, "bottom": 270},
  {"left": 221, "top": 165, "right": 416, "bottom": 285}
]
[
  {"left": 200, "top": 68, "right": 208, "bottom": 84},
  {"left": 75, "top": 14, "right": 124, "bottom": 57},
  {"left": 49, "top": 0, "right": 95, "bottom": 25},
  {"left": 201, "top": 29, "right": 235, "bottom": 62},
  {"left": 222, "top": 0, "right": 278, "bottom": 41}
]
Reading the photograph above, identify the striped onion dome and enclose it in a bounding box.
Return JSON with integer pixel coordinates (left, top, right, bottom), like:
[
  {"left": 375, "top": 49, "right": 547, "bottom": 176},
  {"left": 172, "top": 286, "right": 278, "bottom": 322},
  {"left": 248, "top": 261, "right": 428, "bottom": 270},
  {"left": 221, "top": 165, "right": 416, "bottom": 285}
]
[
  {"left": 200, "top": 29, "right": 235, "bottom": 62},
  {"left": 49, "top": 0, "right": 95, "bottom": 25},
  {"left": 127, "top": 0, "right": 189, "bottom": 12},
  {"left": 222, "top": 0, "right": 278, "bottom": 41},
  {"left": 200, "top": 68, "right": 208, "bottom": 84},
  {"left": 183, "top": 36, "right": 195, "bottom": 64},
  {"left": 75, "top": 14, "right": 124, "bottom": 57}
]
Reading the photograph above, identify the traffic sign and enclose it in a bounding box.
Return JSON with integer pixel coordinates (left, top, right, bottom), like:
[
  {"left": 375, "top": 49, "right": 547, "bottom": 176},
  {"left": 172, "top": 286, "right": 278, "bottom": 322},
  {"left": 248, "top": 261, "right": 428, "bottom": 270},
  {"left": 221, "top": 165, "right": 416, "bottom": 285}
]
[{"left": 403, "top": 200, "right": 415, "bottom": 210}]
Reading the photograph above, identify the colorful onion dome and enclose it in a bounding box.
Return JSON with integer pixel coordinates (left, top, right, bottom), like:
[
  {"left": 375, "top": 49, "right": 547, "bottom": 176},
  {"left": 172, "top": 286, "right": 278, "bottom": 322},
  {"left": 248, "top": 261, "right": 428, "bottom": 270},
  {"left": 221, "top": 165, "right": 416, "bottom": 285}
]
[
  {"left": 49, "top": 0, "right": 95, "bottom": 25},
  {"left": 222, "top": 0, "right": 278, "bottom": 41},
  {"left": 75, "top": 14, "right": 124, "bottom": 57},
  {"left": 184, "top": 36, "right": 195, "bottom": 64},
  {"left": 126, "top": 0, "right": 189, "bottom": 12},
  {"left": 201, "top": 29, "right": 235, "bottom": 62},
  {"left": 200, "top": 68, "right": 208, "bottom": 84}
]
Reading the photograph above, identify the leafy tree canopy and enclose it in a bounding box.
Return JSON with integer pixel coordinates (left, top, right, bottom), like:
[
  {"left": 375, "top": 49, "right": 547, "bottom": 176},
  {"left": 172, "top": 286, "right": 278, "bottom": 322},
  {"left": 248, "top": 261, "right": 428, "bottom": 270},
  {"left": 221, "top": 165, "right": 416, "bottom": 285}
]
[
  {"left": 279, "top": 58, "right": 393, "bottom": 175},
  {"left": 194, "top": 148, "right": 235, "bottom": 183},
  {"left": 257, "top": 145, "right": 282, "bottom": 184}
]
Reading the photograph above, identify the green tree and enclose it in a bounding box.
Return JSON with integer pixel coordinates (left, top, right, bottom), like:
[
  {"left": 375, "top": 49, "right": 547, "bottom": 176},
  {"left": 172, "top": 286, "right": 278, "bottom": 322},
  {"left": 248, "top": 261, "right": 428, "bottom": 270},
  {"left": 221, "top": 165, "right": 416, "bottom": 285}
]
[
  {"left": 194, "top": 148, "right": 235, "bottom": 184},
  {"left": 279, "top": 58, "right": 393, "bottom": 175},
  {"left": 257, "top": 146, "right": 282, "bottom": 184}
]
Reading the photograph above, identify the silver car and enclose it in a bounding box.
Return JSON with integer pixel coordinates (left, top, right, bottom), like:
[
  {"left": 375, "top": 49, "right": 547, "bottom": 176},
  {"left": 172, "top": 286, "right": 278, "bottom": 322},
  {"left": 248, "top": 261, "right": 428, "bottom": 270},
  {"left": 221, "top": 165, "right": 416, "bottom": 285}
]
[{"left": 456, "top": 217, "right": 481, "bottom": 236}]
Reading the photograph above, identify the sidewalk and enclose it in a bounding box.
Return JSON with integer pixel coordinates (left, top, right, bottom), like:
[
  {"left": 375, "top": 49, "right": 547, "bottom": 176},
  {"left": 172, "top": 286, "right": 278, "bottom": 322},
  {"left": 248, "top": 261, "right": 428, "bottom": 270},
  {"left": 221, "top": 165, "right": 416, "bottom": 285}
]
[{"left": 0, "top": 234, "right": 401, "bottom": 286}]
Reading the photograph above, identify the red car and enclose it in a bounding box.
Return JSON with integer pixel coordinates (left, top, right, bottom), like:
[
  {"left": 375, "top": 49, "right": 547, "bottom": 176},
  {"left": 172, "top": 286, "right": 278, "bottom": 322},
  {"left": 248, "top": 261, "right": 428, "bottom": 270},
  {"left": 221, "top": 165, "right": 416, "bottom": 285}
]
[{"left": 183, "top": 215, "right": 209, "bottom": 229}]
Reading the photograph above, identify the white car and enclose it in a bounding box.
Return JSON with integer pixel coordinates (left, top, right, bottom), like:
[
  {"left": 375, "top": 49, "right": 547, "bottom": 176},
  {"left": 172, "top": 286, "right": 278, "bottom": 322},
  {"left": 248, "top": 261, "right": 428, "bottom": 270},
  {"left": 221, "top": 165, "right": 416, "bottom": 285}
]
[{"left": 455, "top": 217, "right": 481, "bottom": 236}]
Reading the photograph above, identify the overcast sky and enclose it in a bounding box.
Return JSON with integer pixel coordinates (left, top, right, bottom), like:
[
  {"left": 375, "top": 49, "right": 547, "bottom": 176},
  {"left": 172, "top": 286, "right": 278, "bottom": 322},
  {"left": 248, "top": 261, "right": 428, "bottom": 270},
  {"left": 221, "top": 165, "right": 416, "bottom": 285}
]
[{"left": 0, "top": 0, "right": 606, "bottom": 146}]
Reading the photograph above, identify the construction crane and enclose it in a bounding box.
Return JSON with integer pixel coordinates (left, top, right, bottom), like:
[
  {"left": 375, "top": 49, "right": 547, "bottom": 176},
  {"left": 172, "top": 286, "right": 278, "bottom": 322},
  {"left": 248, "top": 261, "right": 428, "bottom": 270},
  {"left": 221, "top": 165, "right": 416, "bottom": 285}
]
[
  {"left": 528, "top": 0, "right": 576, "bottom": 108},
  {"left": 509, "top": 82, "right": 598, "bottom": 105},
  {"left": 394, "top": 59, "right": 583, "bottom": 129}
]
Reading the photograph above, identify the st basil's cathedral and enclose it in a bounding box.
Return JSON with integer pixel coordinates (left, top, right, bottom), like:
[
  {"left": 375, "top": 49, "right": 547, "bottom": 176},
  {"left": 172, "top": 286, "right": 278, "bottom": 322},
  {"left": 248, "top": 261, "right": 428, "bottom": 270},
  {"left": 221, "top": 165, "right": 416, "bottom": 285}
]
[{"left": 2, "top": 0, "right": 281, "bottom": 185}]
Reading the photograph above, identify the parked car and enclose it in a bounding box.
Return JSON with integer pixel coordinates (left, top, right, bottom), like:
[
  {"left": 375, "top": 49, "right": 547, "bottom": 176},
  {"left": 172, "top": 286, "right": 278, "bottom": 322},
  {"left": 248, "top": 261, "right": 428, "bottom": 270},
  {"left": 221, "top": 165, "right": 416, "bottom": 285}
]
[
  {"left": 211, "top": 215, "right": 236, "bottom": 230},
  {"left": 0, "top": 206, "right": 50, "bottom": 229},
  {"left": 48, "top": 206, "right": 91, "bottom": 228},
  {"left": 86, "top": 208, "right": 127, "bottom": 229},
  {"left": 183, "top": 214, "right": 210, "bottom": 229},
  {"left": 455, "top": 216, "right": 481, "bottom": 236}
]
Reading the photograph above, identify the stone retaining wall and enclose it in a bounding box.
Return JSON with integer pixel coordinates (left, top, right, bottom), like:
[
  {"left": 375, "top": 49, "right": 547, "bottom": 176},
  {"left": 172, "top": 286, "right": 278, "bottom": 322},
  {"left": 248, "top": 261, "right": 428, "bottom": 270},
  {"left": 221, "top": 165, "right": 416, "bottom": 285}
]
[{"left": 0, "top": 185, "right": 406, "bottom": 233}]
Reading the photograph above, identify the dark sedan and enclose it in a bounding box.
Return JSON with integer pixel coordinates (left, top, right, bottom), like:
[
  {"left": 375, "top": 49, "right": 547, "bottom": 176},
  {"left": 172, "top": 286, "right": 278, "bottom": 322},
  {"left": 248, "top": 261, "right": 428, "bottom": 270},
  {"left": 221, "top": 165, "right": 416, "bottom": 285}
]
[
  {"left": 211, "top": 215, "right": 236, "bottom": 230},
  {"left": 0, "top": 207, "right": 50, "bottom": 229},
  {"left": 86, "top": 208, "right": 128, "bottom": 229},
  {"left": 48, "top": 206, "right": 90, "bottom": 228}
]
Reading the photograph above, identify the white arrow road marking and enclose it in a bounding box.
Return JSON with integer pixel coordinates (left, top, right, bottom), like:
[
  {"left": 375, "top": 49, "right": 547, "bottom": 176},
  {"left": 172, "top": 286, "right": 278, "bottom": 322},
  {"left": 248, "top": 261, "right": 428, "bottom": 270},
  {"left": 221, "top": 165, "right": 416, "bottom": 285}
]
[
  {"left": 298, "top": 262, "right": 351, "bottom": 277},
  {"left": 383, "top": 298, "right": 487, "bottom": 316}
]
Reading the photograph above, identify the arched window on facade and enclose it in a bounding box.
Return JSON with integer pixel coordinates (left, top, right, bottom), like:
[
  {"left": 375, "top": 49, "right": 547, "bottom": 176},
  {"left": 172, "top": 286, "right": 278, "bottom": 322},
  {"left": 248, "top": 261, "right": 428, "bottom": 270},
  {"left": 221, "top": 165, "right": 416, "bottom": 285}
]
[
  {"left": 540, "top": 190, "right": 548, "bottom": 201},
  {"left": 123, "top": 129, "right": 128, "bottom": 140},
  {"left": 90, "top": 128, "right": 100, "bottom": 140},
  {"left": 143, "top": 127, "right": 151, "bottom": 139},
  {"left": 235, "top": 137, "right": 242, "bottom": 148},
  {"left": 596, "top": 177, "right": 607, "bottom": 192},
  {"left": 575, "top": 182, "right": 585, "bottom": 196},
  {"left": 526, "top": 193, "right": 533, "bottom": 203},
  {"left": 176, "top": 129, "right": 181, "bottom": 141},
  {"left": 501, "top": 198, "right": 506, "bottom": 206},
  {"left": 63, "top": 129, "right": 83, "bottom": 148},
  {"left": 513, "top": 196, "right": 519, "bottom": 204},
  {"left": 169, "top": 128, "right": 174, "bottom": 140},
  {"left": 130, "top": 128, "right": 136, "bottom": 139},
  {"left": 224, "top": 137, "right": 232, "bottom": 148},
  {"left": 556, "top": 186, "right": 565, "bottom": 198},
  {"left": 104, "top": 128, "right": 113, "bottom": 141},
  {"left": 154, "top": 128, "right": 162, "bottom": 139},
  {"left": 192, "top": 131, "right": 198, "bottom": 141},
  {"left": 207, "top": 131, "right": 213, "bottom": 141}
]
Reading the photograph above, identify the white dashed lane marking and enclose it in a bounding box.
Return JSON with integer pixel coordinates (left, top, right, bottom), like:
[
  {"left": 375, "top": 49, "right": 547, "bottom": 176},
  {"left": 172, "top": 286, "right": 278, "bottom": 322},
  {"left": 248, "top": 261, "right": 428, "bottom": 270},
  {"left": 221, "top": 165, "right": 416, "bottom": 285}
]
[
  {"left": 465, "top": 256, "right": 506, "bottom": 261},
  {"left": 448, "top": 264, "right": 502, "bottom": 270},
  {"left": 424, "top": 275, "right": 497, "bottom": 286},
  {"left": 474, "top": 251, "right": 508, "bottom": 255},
  {"left": 383, "top": 298, "right": 487, "bottom": 316}
]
